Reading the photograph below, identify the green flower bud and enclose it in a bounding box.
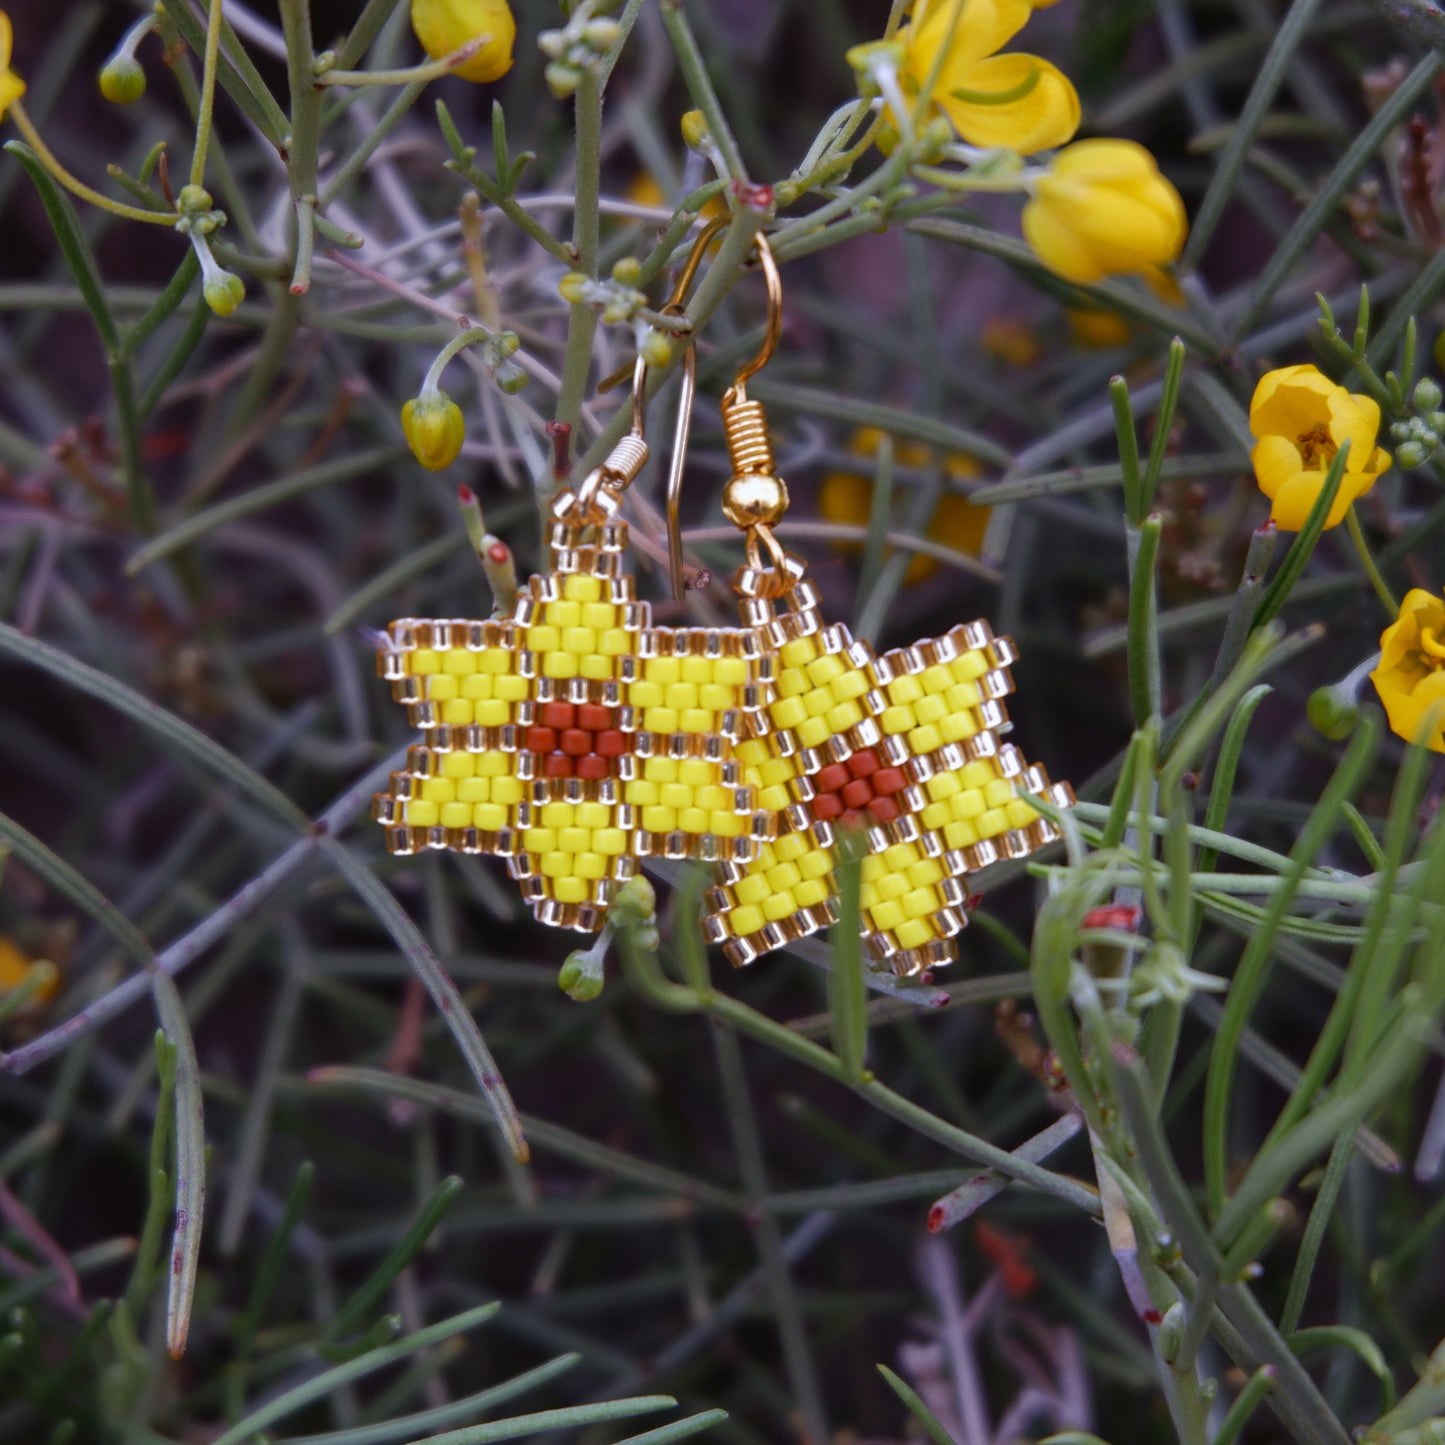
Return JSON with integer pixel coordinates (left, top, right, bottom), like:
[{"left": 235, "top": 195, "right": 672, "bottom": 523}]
[
  {"left": 558, "top": 948, "right": 605, "bottom": 1002},
  {"left": 1157, "top": 1301, "right": 1186, "bottom": 1364},
  {"left": 177, "top": 184, "right": 214, "bottom": 215},
  {"left": 494, "top": 359, "right": 527, "bottom": 394},
  {"left": 559, "top": 270, "right": 591, "bottom": 303},
  {"left": 613, "top": 874, "right": 656, "bottom": 930},
  {"left": 640, "top": 330, "right": 672, "bottom": 368},
  {"left": 99, "top": 55, "right": 146, "bottom": 104},
  {"left": 680, "top": 108, "right": 710, "bottom": 151},
  {"left": 401, "top": 390, "right": 465, "bottom": 470},
  {"left": 1415, "top": 377, "right": 1444, "bottom": 412},
  {"left": 1396, "top": 439, "right": 1429, "bottom": 469},
  {"left": 1307, "top": 683, "right": 1359, "bottom": 741},
  {"left": 202, "top": 270, "right": 245, "bottom": 317},
  {"left": 1428, "top": 410, "right": 1445, "bottom": 433},
  {"left": 545, "top": 60, "right": 581, "bottom": 98},
  {"left": 583, "top": 19, "right": 621, "bottom": 50},
  {"left": 611, "top": 256, "right": 642, "bottom": 288}
]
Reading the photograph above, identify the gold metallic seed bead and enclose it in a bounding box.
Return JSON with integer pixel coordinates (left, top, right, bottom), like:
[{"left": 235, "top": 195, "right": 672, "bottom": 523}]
[{"left": 722, "top": 473, "right": 789, "bottom": 528}]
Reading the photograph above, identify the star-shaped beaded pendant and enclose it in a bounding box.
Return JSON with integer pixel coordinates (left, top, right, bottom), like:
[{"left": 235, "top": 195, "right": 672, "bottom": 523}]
[{"left": 373, "top": 488, "right": 770, "bottom": 931}]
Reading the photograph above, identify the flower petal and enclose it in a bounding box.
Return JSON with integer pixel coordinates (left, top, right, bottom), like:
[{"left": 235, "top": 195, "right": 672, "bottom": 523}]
[
  {"left": 0, "top": 67, "right": 21, "bottom": 120},
  {"left": 0, "top": 10, "right": 11, "bottom": 71},
  {"left": 937, "top": 53, "right": 1080, "bottom": 152},
  {"left": 1265, "top": 463, "right": 1371, "bottom": 531},
  {"left": 1021, "top": 195, "right": 1102, "bottom": 283},
  {"left": 1250, "top": 435, "right": 1302, "bottom": 500},
  {"left": 1248, "top": 365, "right": 1337, "bottom": 441},
  {"left": 907, "top": 0, "right": 1032, "bottom": 78}
]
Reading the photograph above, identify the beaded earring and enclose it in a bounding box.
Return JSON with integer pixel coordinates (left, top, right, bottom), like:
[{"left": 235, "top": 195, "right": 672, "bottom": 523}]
[
  {"left": 696, "top": 236, "right": 1076, "bottom": 978},
  {"left": 372, "top": 344, "right": 771, "bottom": 932}
]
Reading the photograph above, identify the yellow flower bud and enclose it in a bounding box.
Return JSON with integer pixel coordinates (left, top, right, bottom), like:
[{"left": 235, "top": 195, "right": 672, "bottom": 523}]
[
  {"left": 402, "top": 391, "right": 466, "bottom": 470},
  {"left": 640, "top": 330, "right": 672, "bottom": 368},
  {"left": 410, "top": 0, "right": 515, "bottom": 83},
  {"left": 558, "top": 270, "right": 591, "bottom": 303},
  {"left": 0, "top": 10, "right": 26, "bottom": 121},
  {"left": 680, "top": 108, "right": 710, "bottom": 151},
  {"left": 1022, "top": 139, "right": 1188, "bottom": 285},
  {"left": 202, "top": 270, "right": 245, "bottom": 317},
  {"left": 99, "top": 54, "right": 145, "bottom": 104}
]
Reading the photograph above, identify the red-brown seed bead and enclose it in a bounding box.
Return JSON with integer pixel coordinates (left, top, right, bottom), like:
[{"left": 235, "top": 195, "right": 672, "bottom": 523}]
[
  {"left": 525, "top": 726, "right": 557, "bottom": 754},
  {"left": 561, "top": 728, "right": 592, "bottom": 756},
  {"left": 811, "top": 792, "right": 844, "bottom": 821},
  {"left": 867, "top": 794, "right": 901, "bottom": 824},
  {"left": 576, "top": 754, "right": 609, "bottom": 780},
  {"left": 542, "top": 753, "right": 573, "bottom": 777},
  {"left": 841, "top": 778, "right": 874, "bottom": 809},
  {"left": 596, "top": 729, "right": 628, "bottom": 756},
  {"left": 846, "top": 748, "right": 880, "bottom": 778},
  {"left": 815, "top": 762, "right": 850, "bottom": 794},
  {"left": 540, "top": 701, "right": 575, "bottom": 729},
  {"left": 577, "top": 703, "right": 611, "bottom": 730},
  {"left": 872, "top": 767, "right": 907, "bottom": 796}
]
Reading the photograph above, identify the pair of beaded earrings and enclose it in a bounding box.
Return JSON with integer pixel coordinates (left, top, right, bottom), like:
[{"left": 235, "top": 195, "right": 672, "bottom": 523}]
[{"left": 372, "top": 226, "right": 1073, "bottom": 978}]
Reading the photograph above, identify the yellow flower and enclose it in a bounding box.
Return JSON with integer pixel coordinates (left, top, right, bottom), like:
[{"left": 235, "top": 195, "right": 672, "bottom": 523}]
[
  {"left": 1370, "top": 588, "right": 1445, "bottom": 753},
  {"left": 896, "top": 0, "right": 1079, "bottom": 154},
  {"left": 1, "top": 11, "right": 27, "bottom": 121},
  {"left": 1067, "top": 307, "right": 1132, "bottom": 348},
  {"left": 1022, "top": 139, "right": 1187, "bottom": 284},
  {"left": 1248, "top": 364, "right": 1391, "bottom": 530},
  {"left": 819, "top": 428, "right": 990, "bottom": 583},
  {"left": 410, "top": 0, "right": 515, "bottom": 83},
  {"left": 0, "top": 937, "right": 59, "bottom": 1009}
]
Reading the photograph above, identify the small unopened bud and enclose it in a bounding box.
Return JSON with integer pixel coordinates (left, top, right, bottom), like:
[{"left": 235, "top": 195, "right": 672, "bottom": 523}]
[
  {"left": 494, "top": 359, "right": 527, "bottom": 394},
  {"left": 558, "top": 947, "right": 605, "bottom": 1002},
  {"left": 583, "top": 19, "right": 621, "bottom": 50},
  {"left": 640, "top": 330, "right": 672, "bottom": 368},
  {"left": 1397, "top": 438, "right": 1429, "bottom": 469},
  {"left": 559, "top": 270, "right": 591, "bottom": 304},
  {"left": 1157, "top": 1301, "right": 1186, "bottom": 1363},
  {"left": 613, "top": 875, "right": 656, "bottom": 930},
  {"left": 611, "top": 256, "right": 642, "bottom": 288},
  {"left": 401, "top": 391, "right": 465, "bottom": 470},
  {"left": 680, "top": 108, "right": 710, "bottom": 151},
  {"left": 1307, "top": 683, "right": 1360, "bottom": 741},
  {"left": 545, "top": 60, "right": 581, "bottom": 98},
  {"left": 99, "top": 56, "right": 146, "bottom": 104},
  {"left": 1414, "top": 377, "right": 1443, "bottom": 412},
  {"left": 202, "top": 269, "right": 245, "bottom": 317},
  {"left": 916, "top": 115, "right": 954, "bottom": 163}
]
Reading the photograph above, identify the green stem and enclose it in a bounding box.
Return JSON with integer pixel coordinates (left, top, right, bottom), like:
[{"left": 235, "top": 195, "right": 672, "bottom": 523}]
[
  {"left": 1344, "top": 504, "right": 1398, "bottom": 615},
  {"left": 279, "top": 0, "right": 322, "bottom": 296},
  {"left": 424, "top": 327, "right": 495, "bottom": 394},
  {"left": 190, "top": 0, "right": 226, "bottom": 187},
  {"left": 659, "top": 0, "right": 748, "bottom": 180},
  {"left": 320, "top": 78, "right": 429, "bottom": 206}
]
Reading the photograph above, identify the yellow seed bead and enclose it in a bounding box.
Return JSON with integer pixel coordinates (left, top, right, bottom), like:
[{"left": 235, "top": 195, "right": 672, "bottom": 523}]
[
  {"left": 869, "top": 899, "right": 904, "bottom": 933},
  {"left": 944, "top": 820, "right": 978, "bottom": 849},
  {"left": 827, "top": 701, "right": 863, "bottom": 734},
  {"left": 443, "top": 649, "right": 477, "bottom": 675},
  {"left": 711, "top": 811, "right": 745, "bottom": 837},
  {"left": 442, "top": 699, "right": 474, "bottom": 725},
  {"left": 528, "top": 625, "right": 560, "bottom": 652},
  {"left": 679, "top": 708, "right": 711, "bottom": 733},
  {"left": 697, "top": 784, "right": 729, "bottom": 812},
  {"left": 778, "top": 669, "right": 808, "bottom": 699},
  {"left": 736, "top": 739, "right": 770, "bottom": 765},
  {"left": 630, "top": 681, "right": 664, "bottom": 709},
  {"left": 699, "top": 683, "right": 733, "bottom": 711},
  {"left": 495, "top": 675, "right": 528, "bottom": 701},
  {"left": 476, "top": 700, "right": 509, "bottom": 726},
  {"left": 562, "top": 627, "right": 595, "bottom": 655},
  {"left": 915, "top": 694, "right": 947, "bottom": 726},
  {"left": 644, "top": 707, "right": 680, "bottom": 734},
  {"left": 626, "top": 779, "right": 658, "bottom": 806},
  {"left": 921, "top": 665, "right": 951, "bottom": 695},
  {"left": 679, "top": 807, "right": 709, "bottom": 834},
  {"left": 760, "top": 758, "right": 795, "bottom": 786},
  {"left": 441, "top": 802, "right": 471, "bottom": 828},
  {"left": 478, "top": 650, "right": 508, "bottom": 674},
  {"left": 543, "top": 651, "right": 579, "bottom": 679},
  {"left": 798, "top": 850, "right": 833, "bottom": 881},
  {"left": 461, "top": 674, "right": 494, "bottom": 700},
  {"left": 895, "top": 918, "right": 933, "bottom": 951},
  {"left": 541, "top": 801, "right": 572, "bottom": 828},
  {"left": 478, "top": 752, "right": 507, "bottom": 776},
  {"left": 758, "top": 784, "right": 790, "bottom": 813},
  {"left": 730, "top": 903, "right": 765, "bottom": 936},
  {"left": 780, "top": 637, "right": 818, "bottom": 668},
  {"left": 421, "top": 777, "right": 455, "bottom": 803},
  {"left": 795, "top": 878, "right": 829, "bottom": 909},
  {"left": 985, "top": 777, "right": 1015, "bottom": 807},
  {"left": 946, "top": 681, "right": 981, "bottom": 711},
  {"left": 427, "top": 674, "right": 460, "bottom": 701},
  {"left": 646, "top": 657, "right": 681, "bottom": 684},
  {"left": 735, "top": 874, "right": 770, "bottom": 905},
  {"left": 763, "top": 892, "right": 797, "bottom": 922},
  {"left": 977, "top": 807, "right": 1009, "bottom": 837},
  {"left": 581, "top": 654, "right": 614, "bottom": 680},
  {"left": 409, "top": 648, "right": 441, "bottom": 675},
  {"left": 492, "top": 777, "right": 523, "bottom": 805},
  {"left": 563, "top": 574, "right": 603, "bottom": 602},
  {"left": 523, "top": 828, "right": 556, "bottom": 853},
  {"left": 767, "top": 861, "right": 802, "bottom": 891},
  {"left": 861, "top": 854, "right": 884, "bottom": 879},
  {"left": 803, "top": 688, "right": 832, "bottom": 719},
  {"left": 1007, "top": 798, "right": 1039, "bottom": 827},
  {"left": 951, "top": 790, "right": 984, "bottom": 820},
  {"left": 679, "top": 759, "right": 713, "bottom": 787},
  {"left": 474, "top": 802, "right": 506, "bottom": 830},
  {"left": 559, "top": 826, "right": 589, "bottom": 853},
  {"left": 406, "top": 799, "right": 439, "bottom": 827},
  {"left": 641, "top": 805, "right": 676, "bottom": 833},
  {"left": 881, "top": 705, "right": 913, "bottom": 735},
  {"left": 644, "top": 756, "right": 677, "bottom": 783},
  {"left": 576, "top": 852, "right": 607, "bottom": 880},
  {"left": 554, "top": 877, "right": 589, "bottom": 904},
  {"left": 902, "top": 885, "right": 935, "bottom": 919},
  {"left": 961, "top": 760, "right": 995, "bottom": 787},
  {"left": 582, "top": 602, "right": 616, "bottom": 629},
  {"left": 577, "top": 802, "right": 611, "bottom": 829},
  {"left": 661, "top": 783, "right": 691, "bottom": 810},
  {"left": 459, "top": 777, "right": 489, "bottom": 802},
  {"left": 878, "top": 872, "right": 909, "bottom": 902},
  {"left": 909, "top": 723, "right": 942, "bottom": 754},
  {"left": 831, "top": 669, "right": 868, "bottom": 702},
  {"left": 681, "top": 656, "right": 711, "bottom": 684},
  {"left": 665, "top": 683, "right": 698, "bottom": 711},
  {"left": 951, "top": 651, "right": 988, "bottom": 681},
  {"left": 797, "top": 716, "right": 830, "bottom": 749},
  {"left": 885, "top": 841, "right": 919, "bottom": 869},
  {"left": 889, "top": 675, "right": 923, "bottom": 705},
  {"left": 441, "top": 752, "right": 475, "bottom": 778},
  {"left": 860, "top": 878, "right": 879, "bottom": 909},
  {"left": 596, "top": 828, "right": 627, "bottom": 855},
  {"left": 927, "top": 772, "right": 961, "bottom": 800},
  {"left": 805, "top": 654, "right": 845, "bottom": 687},
  {"left": 548, "top": 600, "right": 581, "bottom": 628},
  {"left": 716, "top": 657, "right": 748, "bottom": 686},
  {"left": 940, "top": 713, "right": 977, "bottom": 743},
  {"left": 774, "top": 831, "right": 806, "bottom": 861},
  {"left": 599, "top": 628, "right": 631, "bottom": 656}
]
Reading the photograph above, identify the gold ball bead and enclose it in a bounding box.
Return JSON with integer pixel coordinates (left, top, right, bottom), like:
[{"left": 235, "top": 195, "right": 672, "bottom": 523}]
[{"left": 722, "top": 472, "right": 789, "bottom": 529}]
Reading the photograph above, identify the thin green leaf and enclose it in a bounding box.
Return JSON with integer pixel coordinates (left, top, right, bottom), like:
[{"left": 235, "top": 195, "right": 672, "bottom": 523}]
[{"left": 877, "top": 1363, "right": 959, "bottom": 1445}]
